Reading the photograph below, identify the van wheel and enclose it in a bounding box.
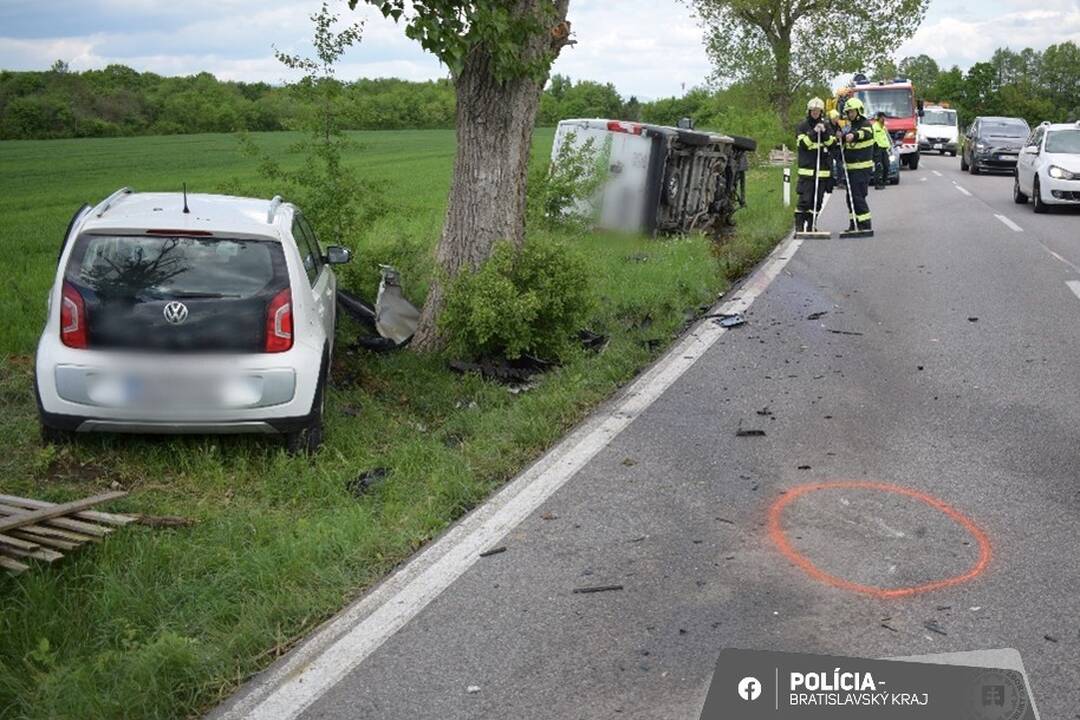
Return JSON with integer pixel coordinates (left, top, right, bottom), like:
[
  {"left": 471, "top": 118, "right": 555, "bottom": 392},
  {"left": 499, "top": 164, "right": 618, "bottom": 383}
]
[
  {"left": 285, "top": 354, "right": 327, "bottom": 456},
  {"left": 730, "top": 135, "right": 757, "bottom": 152}
]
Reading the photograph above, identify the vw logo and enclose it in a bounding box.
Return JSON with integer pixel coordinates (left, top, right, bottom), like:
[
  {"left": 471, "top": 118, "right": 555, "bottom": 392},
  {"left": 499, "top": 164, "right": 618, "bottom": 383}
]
[{"left": 163, "top": 301, "right": 189, "bottom": 325}]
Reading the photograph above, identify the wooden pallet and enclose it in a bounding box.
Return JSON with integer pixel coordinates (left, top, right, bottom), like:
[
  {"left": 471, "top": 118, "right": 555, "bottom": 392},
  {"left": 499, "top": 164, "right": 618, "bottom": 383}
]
[{"left": 0, "top": 492, "right": 134, "bottom": 575}]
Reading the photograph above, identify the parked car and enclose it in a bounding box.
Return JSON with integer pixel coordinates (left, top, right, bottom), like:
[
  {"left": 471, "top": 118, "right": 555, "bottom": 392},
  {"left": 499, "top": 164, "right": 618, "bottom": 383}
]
[
  {"left": 551, "top": 118, "right": 756, "bottom": 235},
  {"left": 960, "top": 116, "right": 1031, "bottom": 174},
  {"left": 1014, "top": 121, "right": 1080, "bottom": 212},
  {"left": 34, "top": 188, "right": 351, "bottom": 454},
  {"left": 917, "top": 105, "right": 959, "bottom": 156}
]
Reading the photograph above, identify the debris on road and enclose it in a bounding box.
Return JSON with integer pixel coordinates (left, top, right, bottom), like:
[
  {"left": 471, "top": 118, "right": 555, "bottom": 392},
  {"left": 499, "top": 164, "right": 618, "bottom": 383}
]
[
  {"left": 540, "top": 512, "right": 558, "bottom": 521},
  {"left": 968, "top": 317, "right": 978, "bottom": 323},
  {"left": 466, "top": 685, "right": 481, "bottom": 694},
  {"left": 0, "top": 492, "right": 133, "bottom": 575},
  {"left": 806, "top": 311, "right": 828, "bottom": 320},
  {"left": 622, "top": 457, "right": 638, "bottom": 467},
  {"left": 924, "top": 620, "right": 948, "bottom": 636},
  {"left": 573, "top": 584, "right": 624, "bottom": 594},
  {"left": 797, "top": 465, "right": 811, "bottom": 470},
  {"left": 1044, "top": 634, "right": 1059, "bottom": 643},
  {"left": 756, "top": 407, "right": 773, "bottom": 417},
  {"left": 479, "top": 546, "right": 506, "bottom": 558},
  {"left": 826, "top": 328, "right": 864, "bottom": 336},
  {"left": 736, "top": 420, "right": 767, "bottom": 438},
  {"left": 346, "top": 468, "right": 389, "bottom": 497},
  {"left": 713, "top": 313, "right": 747, "bottom": 329}
]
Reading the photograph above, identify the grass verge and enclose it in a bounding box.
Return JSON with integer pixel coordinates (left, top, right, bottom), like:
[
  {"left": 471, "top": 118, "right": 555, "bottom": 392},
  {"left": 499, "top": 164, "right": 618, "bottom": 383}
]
[{"left": 0, "top": 128, "right": 789, "bottom": 719}]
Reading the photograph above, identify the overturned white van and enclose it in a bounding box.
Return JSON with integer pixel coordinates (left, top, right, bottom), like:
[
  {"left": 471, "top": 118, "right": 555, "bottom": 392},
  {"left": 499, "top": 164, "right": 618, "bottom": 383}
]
[{"left": 551, "top": 118, "right": 756, "bottom": 235}]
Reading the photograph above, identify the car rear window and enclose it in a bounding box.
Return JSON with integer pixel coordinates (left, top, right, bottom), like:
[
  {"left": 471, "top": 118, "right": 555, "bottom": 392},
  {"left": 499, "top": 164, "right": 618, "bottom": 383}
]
[
  {"left": 982, "top": 120, "right": 1029, "bottom": 137},
  {"left": 1045, "top": 129, "right": 1080, "bottom": 155},
  {"left": 65, "top": 235, "right": 286, "bottom": 300}
]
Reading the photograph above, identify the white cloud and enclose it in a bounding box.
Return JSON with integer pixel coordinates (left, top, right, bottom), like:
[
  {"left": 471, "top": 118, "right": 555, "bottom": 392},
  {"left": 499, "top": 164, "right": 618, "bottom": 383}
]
[{"left": 898, "top": 5, "right": 1080, "bottom": 69}]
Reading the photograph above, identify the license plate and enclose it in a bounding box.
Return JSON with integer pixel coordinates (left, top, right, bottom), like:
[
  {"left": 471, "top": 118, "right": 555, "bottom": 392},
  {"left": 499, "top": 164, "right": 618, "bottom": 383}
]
[
  {"left": 999, "top": 153, "right": 1017, "bottom": 160},
  {"left": 933, "top": 143, "right": 943, "bottom": 150}
]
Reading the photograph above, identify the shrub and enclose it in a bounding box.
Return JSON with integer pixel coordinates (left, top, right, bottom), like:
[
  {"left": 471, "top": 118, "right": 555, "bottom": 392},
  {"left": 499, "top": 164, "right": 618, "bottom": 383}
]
[
  {"left": 441, "top": 238, "right": 593, "bottom": 361},
  {"left": 526, "top": 132, "right": 606, "bottom": 231}
]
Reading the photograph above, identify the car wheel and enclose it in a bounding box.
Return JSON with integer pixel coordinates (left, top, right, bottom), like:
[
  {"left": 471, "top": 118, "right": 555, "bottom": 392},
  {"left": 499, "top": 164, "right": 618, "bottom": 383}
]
[
  {"left": 1013, "top": 174, "right": 1028, "bottom": 204},
  {"left": 960, "top": 153, "right": 969, "bottom": 171},
  {"left": 908, "top": 153, "right": 920, "bottom": 170},
  {"left": 285, "top": 353, "right": 327, "bottom": 456},
  {"left": 1033, "top": 176, "right": 1049, "bottom": 214}
]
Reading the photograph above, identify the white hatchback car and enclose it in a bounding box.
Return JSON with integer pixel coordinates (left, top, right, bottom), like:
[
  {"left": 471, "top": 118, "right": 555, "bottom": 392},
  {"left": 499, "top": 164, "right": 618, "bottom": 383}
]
[
  {"left": 34, "top": 188, "right": 350, "bottom": 454},
  {"left": 1014, "top": 121, "right": 1080, "bottom": 212}
]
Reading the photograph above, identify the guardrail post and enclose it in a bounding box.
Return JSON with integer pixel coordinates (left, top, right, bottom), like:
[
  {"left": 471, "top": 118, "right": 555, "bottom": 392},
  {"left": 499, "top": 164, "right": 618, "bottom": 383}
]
[{"left": 783, "top": 167, "right": 791, "bottom": 208}]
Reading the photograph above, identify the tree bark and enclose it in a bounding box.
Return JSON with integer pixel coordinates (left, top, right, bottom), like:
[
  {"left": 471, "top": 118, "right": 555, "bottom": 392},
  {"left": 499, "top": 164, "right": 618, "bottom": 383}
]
[{"left": 410, "top": 1, "right": 571, "bottom": 351}]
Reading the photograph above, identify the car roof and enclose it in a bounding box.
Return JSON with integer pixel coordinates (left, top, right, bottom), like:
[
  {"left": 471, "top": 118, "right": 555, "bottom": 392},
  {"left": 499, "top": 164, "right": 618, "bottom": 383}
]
[
  {"left": 1044, "top": 122, "right": 1080, "bottom": 131},
  {"left": 79, "top": 191, "right": 291, "bottom": 240}
]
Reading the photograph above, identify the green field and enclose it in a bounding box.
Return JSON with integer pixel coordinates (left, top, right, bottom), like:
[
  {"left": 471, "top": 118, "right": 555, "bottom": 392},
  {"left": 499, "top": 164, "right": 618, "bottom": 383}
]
[{"left": 0, "top": 129, "right": 789, "bottom": 719}]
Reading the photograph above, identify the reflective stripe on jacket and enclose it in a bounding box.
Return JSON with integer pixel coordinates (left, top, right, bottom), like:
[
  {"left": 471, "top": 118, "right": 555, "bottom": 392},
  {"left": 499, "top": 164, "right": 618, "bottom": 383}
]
[
  {"left": 843, "top": 116, "right": 875, "bottom": 171},
  {"left": 796, "top": 116, "right": 837, "bottom": 178}
]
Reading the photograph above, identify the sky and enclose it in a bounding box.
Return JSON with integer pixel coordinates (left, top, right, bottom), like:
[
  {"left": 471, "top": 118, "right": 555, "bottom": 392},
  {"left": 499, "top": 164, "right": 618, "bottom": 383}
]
[{"left": 1, "top": 0, "right": 1079, "bottom": 100}]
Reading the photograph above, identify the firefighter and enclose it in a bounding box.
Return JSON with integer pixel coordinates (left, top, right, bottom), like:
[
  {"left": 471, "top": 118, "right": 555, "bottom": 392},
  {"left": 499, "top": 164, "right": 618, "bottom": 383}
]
[
  {"left": 794, "top": 97, "right": 836, "bottom": 232},
  {"left": 841, "top": 97, "right": 875, "bottom": 232},
  {"left": 828, "top": 108, "right": 845, "bottom": 189},
  {"left": 872, "top": 111, "right": 891, "bottom": 190}
]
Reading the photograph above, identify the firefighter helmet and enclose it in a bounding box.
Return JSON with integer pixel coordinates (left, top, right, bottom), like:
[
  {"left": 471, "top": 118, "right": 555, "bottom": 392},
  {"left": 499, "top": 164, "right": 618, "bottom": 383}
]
[
  {"left": 845, "top": 97, "right": 865, "bottom": 114},
  {"left": 807, "top": 97, "right": 825, "bottom": 111}
]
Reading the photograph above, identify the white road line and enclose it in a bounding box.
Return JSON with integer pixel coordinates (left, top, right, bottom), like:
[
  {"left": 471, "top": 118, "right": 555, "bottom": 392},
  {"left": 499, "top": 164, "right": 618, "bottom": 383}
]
[
  {"left": 1066, "top": 281, "right": 1080, "bottom": 301},
  {"left": 932, "top": 170, "right": 943, "bottom": 177},
  {"left": 955, "top": 185, "right": 972, "bottom": 196},
  {"left": 994, "top": 214, "right": 1023, "bottom": 232},
  {"left": 214, "top": 235, "right": 806, "bottom": 720}
]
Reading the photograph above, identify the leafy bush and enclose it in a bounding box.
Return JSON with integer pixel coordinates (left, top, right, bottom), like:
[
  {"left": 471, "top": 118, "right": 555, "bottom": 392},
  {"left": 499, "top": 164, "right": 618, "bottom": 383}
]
[
  {"left": 441, "top": 238, "right": 593, "bottom": 361},
  {"left": 526, "top": 132, "right": 606, "bottom": 230}
]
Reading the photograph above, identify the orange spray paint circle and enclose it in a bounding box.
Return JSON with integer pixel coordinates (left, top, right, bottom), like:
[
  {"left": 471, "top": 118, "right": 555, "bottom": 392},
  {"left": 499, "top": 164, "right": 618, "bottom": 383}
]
[{"left": 767, "top": 481, "right": 992, "bottom": 599}]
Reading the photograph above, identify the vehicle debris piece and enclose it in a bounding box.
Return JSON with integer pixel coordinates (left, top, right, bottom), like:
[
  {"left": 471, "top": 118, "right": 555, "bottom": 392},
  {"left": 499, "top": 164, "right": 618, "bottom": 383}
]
[
  {"left": 479, "top": 546, "right": 506, "bottom": 558},
  {"left": 466, "top": 686, "right": 481, "bottom": 694},
  {"left": 826, "top": 328, "right": 864, "bottom": 336},
  {"left": 573, "top": 584, "right": 624, "bottom": 594},
  {"left": 449, "top": 356, "right": 551, "bottom": 385},
  {"left": 338, "top": 265, "right": 421, "bottom": 350},
  {"left": 924, "top": 620, "right": 948, "bottom": 636},
  {"left": 1043, "top": 634, "right": 1058, "bottom": 643},
  {"left": 713, "top": 313, "right": 747, "bottom": 328},
  {"left": 806, "top": 311, "right": 828, "bottom": 320},
  {"left": 346, "top": 468, "right": 389, "bottom": 497},
  {"left": 578, "top": 329, "right": 608, "bottom": 352},
  {"left": 0, "top": 492, "right": 133, "bottom": 574},
  {"left": 736, "top": 421, "right": 766, "bottom": 437}
]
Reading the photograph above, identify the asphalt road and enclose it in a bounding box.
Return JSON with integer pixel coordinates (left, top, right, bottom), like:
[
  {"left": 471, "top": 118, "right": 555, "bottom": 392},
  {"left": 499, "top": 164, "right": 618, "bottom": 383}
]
[{"left": 215, "top": 153, "right": 1080, "bottom": 720}]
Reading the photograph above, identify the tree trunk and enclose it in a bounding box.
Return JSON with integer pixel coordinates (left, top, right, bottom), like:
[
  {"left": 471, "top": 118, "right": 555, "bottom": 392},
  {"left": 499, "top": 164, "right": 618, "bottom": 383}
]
[
  {"left": 772, "top": 36, "right": 793, "bottom": 125},
  {"left": 410, "top": 1, "right": 571, "bottom": 351}
]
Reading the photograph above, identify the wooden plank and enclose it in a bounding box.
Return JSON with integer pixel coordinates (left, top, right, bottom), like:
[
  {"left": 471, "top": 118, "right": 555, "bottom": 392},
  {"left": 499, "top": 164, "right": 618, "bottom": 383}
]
[
  {"left": 7, "top": 531, "right": 78, "bottom": 551},
  {"left": 0, "top": 504, "right": 110, "bottom": 537},
  {"left": 2, "top": 545, "right": 64, "bottom": 563},
  {"left": 0, "top": 556, "right": 29, "bottom": 574},
  {"left": 11, "top": 523, "right": 100, "bottom": 544},
  {"left": 0, "top": 533, "right": 42, "bottom": 551},
  {"left": 0, "top": 494, "right": 135, "bottom": 526},
  {"left": 0, "top": 491, "right": 125, "bottom": 533}
]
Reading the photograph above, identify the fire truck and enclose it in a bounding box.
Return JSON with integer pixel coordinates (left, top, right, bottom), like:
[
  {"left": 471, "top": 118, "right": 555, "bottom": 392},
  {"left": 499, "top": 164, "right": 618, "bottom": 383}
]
[{"left": 831, "top": 74, "right": 922, "bottom": 170}]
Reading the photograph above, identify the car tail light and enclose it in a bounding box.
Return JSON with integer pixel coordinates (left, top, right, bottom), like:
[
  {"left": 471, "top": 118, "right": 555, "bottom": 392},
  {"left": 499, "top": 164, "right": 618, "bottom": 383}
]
[
  {"left": 265, "top": 288, "right": 293, "bottom": 352},
  {"left": 60, "top": 281, "right": 88, "bottom": 348}
]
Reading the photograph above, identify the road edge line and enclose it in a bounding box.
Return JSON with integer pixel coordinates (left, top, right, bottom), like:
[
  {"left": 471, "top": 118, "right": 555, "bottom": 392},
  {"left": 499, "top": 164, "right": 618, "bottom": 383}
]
[{"left": 212, "top": 232, "right": 805, "bottom": 720}]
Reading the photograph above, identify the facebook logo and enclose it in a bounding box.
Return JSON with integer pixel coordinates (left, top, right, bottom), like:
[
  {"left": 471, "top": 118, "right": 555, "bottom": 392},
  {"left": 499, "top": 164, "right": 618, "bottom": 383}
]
[{"left": 737, "top": 676, "right": 762, "bottom": 701}]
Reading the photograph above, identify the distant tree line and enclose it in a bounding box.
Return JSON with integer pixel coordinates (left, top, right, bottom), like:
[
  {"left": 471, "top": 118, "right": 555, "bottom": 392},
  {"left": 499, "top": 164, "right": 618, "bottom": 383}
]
[
  {"left": 4, "top": 42, "right": 1077, "bottom": 142},
  {"left": 878, "top": 42, "right": 1080, "bottom": 127}
]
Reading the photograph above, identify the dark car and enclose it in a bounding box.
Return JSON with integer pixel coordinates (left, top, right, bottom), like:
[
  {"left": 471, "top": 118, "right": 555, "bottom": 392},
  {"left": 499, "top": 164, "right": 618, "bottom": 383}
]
[{"left": 961, "top": 116, "right": 1031, "bottom": 174}]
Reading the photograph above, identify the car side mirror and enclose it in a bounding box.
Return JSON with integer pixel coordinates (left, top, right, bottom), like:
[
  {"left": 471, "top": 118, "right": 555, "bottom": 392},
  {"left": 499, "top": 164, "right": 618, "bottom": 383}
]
[
  {"left": 325, "top": 245, "right": 352, "bottom": 265},
  {"left": 1024, "top": 145, "right": 1039, "bottom": 155}
]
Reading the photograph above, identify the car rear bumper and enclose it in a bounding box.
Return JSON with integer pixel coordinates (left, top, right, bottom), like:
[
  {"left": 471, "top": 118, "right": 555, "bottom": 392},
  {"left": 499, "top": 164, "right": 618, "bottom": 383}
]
[{"left": 35, "top": 336, "right": 323, "bottom": 432}]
